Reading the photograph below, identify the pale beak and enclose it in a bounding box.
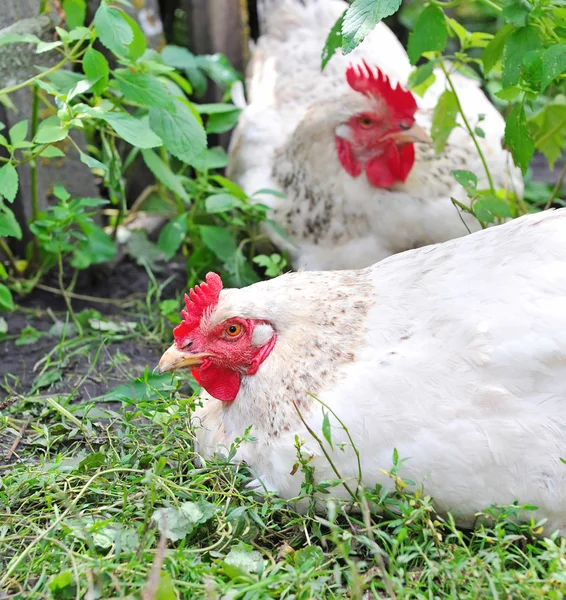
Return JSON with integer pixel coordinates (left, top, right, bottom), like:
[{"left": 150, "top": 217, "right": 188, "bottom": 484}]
[
  {"left": 390, "top": 123, "right": 431, "bottom": 145},
  {"left": 157, "top": 344, "right": 213, "bottom": 374}
]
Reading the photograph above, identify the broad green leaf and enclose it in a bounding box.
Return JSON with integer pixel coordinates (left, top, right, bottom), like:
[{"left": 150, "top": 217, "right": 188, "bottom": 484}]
[
  {"left": 121, "top": 11, "right": 147, "bottom": 61},
  {"left": 102, "top": 112, "right": 162, "bottom": 148},
  {"left": 67, "top": 78, "right": 94, "bottom": 102},
  {"left": 205, "top": 109, "right": 241, "bottom": 134},
  {"left": 0, "top": 206, "right": 22, "bottom": 239},
  {"left": 408, "top": 62, "right": 435, "bottom": 90},
  {"left": 36, "top": 41, "right": 63, "bottom": 54},
  {"left": 63, "top": 0, "right": 87, "bottom": 29},
  {"left": 224, "top": 543, "right": 264, "bottom": 575},
  {"left": 473, "top": 194, "right": 511, "bottom": 223},
  {"left": 157, "top": 213, "right": 189, "bottom": 260},
  {"left": 113, "top": 71, "right": 174, "bottom": 110},
  {"left": 73, "top": 221, "right": 117, "bottom": 269},
  {"left": 505, "top": 104, "right": 535, "bottom": 174},
  {"left": 39, "top": 146, "right": 66, "bottom": 158},
  {"left": 0, "top": 164, "right": 19, "bottom": 202},
  {"left": 528, "top": 101, "right": 566, "bottom": 169},
  {"left": 205, "top": 193, "right": 238, "bottom": 213},
  {"left": 501, "top": 0, "right": 530, "bottom": 27},
  {"left": 149, "top": 100, "right": 207, "bottom": 168},
  {"left": 9, "top": 120, "right": 28, "bottom": 146},
  {"left": 199, "top": 225, "right": 238, "bottom": 262},
  {"left": 495, "top": 86, "right": 522, "bottom": 101},
  {"left": 0, "top": 33, "right": 40, "bottom": 46},
  {"left": 153, "top": 573, "right": 177, "bottom": 600},
  {"left": 407, "top": 5, "right": 448, "bottom": 65},
  {"left": 161, "top": 45, "right": 197, "bottom": 70},
  {"left": 446, "top": 17, "right": 468, "bottom": 46},
  {"left": 141, "top": 148, "right": 190, "bottom": 202},
  {"left": 201, "top": 147, "right": 228, "bottom": 170},
  {"left": 522, "top": 49, "right": 544, "bottom": 89},
  {"left": 77, "top": 452, "right": 106, "bottom": 472},
  {"left": 502, "top": 26, "right": 542, "bottom": 87},
  {"left": 541, "top": 44, "right": 566, "bottom": 91},
  {"left": 83, "top": 48, "right": 109, "bottom": 95},
  {"left": 321, "top": 11, "right": 345, "bottom": 70},
  {"left": 196, "top": 54, "right": 242, "bottom": 90},
  {"left": 0, "top": 283, "right": 14, "bottom": 311},
  {"left": 341, "top": 0, "right": 401, "bottom": 54},
  {"left": 0, "top": 317, "right": 6, "bottom": 334},
  {"left": 452, "top": 169, "right": 478, "bottom": 194},
  {"left": 53, "top": 184, "right": 71, "bottom": 201},
  {"left": 79, "top": 152, "right": 108, "bottom": 173},
  {"left": 34, "top": 125, "right": 69, "bottom": 144},
  {"left": 16, "top": 325, "right": 42, "bottom": 345},
  {"left": 152, "top": 501, "right": 216, "bottom": 542},
  {"left": 482, "top": 24, "right": 513, "bottom": 75},
  {"left": 431, "top": 89, "right": 458, "bottom": 154},
  {"left": 94, "top": 2, "right": 133, "bottom": 57}
]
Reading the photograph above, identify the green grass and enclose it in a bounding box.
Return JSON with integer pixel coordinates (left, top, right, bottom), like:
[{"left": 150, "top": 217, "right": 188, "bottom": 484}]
[{"left": 1, "top": 298, "right": 566, "bottom": 599}]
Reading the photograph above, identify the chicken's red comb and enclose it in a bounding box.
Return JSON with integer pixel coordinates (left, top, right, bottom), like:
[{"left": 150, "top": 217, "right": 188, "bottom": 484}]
[
  {"left": 346, "top": 60, "right": 417, "bottom": 121},
  {"left": 173, "top": 272, "right": 223, "bottom": 340}
]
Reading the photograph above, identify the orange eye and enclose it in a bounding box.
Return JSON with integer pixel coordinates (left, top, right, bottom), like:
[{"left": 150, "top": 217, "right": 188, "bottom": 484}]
[
  {"left": 358, "top": 116, "right": 373, "bottom": 128},
  {"left": 225, "top": 323, "right": 242, "bottom": 337}
]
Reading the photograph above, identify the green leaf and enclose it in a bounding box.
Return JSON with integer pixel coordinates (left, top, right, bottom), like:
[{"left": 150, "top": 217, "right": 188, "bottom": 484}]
[
  {"left": 121, "top": 11, "right": 147, "bottom": 61},
  {"left": 73, "top": 221, "right": 117, "bottom": 269},
  {"left": 528, "top": 101, "right": 566, "bottom": 169},
  {"left": 83, "top": 48, "right": 109, "bottom": 95},
  {"left": 205, "top": 193, "right": 238, "bottom": 213},
  {"left": 482, "top": 24, "right": 513, "bottom": 75},
  {"left": 102, "top": 112, "right": 163, "bottom": 148},
  {"left": 224, "top": 543, "right": 264, "bottom": 575},
  {"left": 16, "top": 325, "right": 42, "bottom": 346},
  {"left": 53, "top": 184, "right": 71, "bottom": 201},
  {"left": 0, "top": 164, "right": 19, "bottom": 202},
  {"left": 34, "top": 125, "right": 69, "bottom": 144},
  {"left": 0, "top": 33, "right": 40, "bottom": 46},
  {"left": 152, "top": 501, "right": 216, "bottom": 542},
  {"left": 200, "top": 147, "right": 228, "bottom": 170},
  {"left": 78, "top": 452, "right": 106, "bottom": 472},
  {"left": 149, "top": 100, "right": 207, "bottom": 168},
  {"left": 48, "top": 571, "right": 76, "bottom": 600},
  {"left": 153, "top": 572, "right": 178, "bottom": 600},
  {"left": 341, "top": 0, "right": 402, "bottom": 54},
  {"left": 473, "top": 194, "right": 512, "bottom": 223},
  {"left": 541, "top": 44, "right": 566, "bottom": 91},
  {"left": 199, "top": 226, "right": 238, "bottom": 262},
  {"left": 157, "top": 213, "right": 189, "bottom": 260},
  {"left": 63, "top": 0, "right": 87, "bottom": 28},
  {"left": 505, "top": 104, "right": 535, "bottom": 174},
  {"left": 495, "top": 86, "right": 522, "bottom": 101},
  {"left": 407, "top": 5, "right": 448, "bottom": 65},
  {"left": 205, "top": 109, "right": 241, "bottom": 134},
  {"left": 501, "top": 0, "right": 530, "bottom": 27},
  {"left": 0, "top": 206, "right": 22, "bottom": 239},
  {"left": 0, "top": 283, "right": 14, "bottom": 311},
  {"left": 501, "top": 26, "right": 542, "bottom": 87},
  {"left": 431, "top": 89, "right": 458, "bottom": 154},
  {"left": 141, "top": 149, "right": 190, "bottom": 203},
  {"left": 36, "top": 40, "right": 63, "bottom": 54},
  {"left": 39, "top": 146, "right": 66, "bottom": 158},
  {"left": 321, "top": 11, "right": 345, "bottom": 70},
  {"left": 322, "top": 412, "right": 333, "bottom": 450},
  {"left": 408, "top": 62, "right": 435, "bottom": 90},
  {"left": 79, "top": 152, "right": 108, "bottom": 173},
  {"left": 9, "top": 120, "right": 28, "bottom": 146},
  {"left": 0, "top": 317, "right": 6, "bottom": 334},
  {"left": 113, "top": 71, "right": 174, "bottom": 110},
  {"left": 94, "top": 2, "right": 133, "bottom": 57}
]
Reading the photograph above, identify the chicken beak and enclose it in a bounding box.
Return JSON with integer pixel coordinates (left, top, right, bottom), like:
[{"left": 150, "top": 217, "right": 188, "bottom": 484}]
[
  {"left": 391, "top": 123, "right": 432, "bottom": 145},
  {"left": 157, "top": 344, "right": 212, "bottom": 374}
]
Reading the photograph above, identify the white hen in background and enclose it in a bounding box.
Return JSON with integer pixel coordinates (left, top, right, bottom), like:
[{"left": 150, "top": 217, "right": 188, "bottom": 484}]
[
  {"left": 228, "top": 0, "right": 523, "bottom": 270},
  {"left": 159, "top": 209, "right": 566, "bottom": 534}
]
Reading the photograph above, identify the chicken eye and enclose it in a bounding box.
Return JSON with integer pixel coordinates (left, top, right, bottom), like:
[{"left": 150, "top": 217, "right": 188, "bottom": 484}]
[
  {"left": 358, "top": 116, "right": 373, "bottom": 128},
  {"left": 225, "top": 323, "right": 242, "bottom": 337},
  {"left": 399, "top": 122, "right": 412, "bottom": 131}
]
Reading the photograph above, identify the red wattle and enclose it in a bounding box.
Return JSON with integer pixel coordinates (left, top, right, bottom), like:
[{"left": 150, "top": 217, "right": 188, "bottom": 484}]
[
  {"left": 194, "top": 363, "right": 241, "bottom": 402},
  {"left": 336, "top": 136, "right": 362, "bottom": 177},
  {"left": 365, "top": 142, "right": 415, "bottom": 188}
]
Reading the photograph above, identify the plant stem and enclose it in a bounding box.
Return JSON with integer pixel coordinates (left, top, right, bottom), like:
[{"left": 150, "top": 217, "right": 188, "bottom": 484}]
[
  {"left": 544, "top": 162, "right": 566, "bottom": 210},
  {"left": 57, "top": 252, "right": 82, "bottom": 337},
  {"left": 30, "top": 85, "right": 40, "bottom": 223},
  {"left": 0, "top": 237, "right": 17, "bottom": 270}
]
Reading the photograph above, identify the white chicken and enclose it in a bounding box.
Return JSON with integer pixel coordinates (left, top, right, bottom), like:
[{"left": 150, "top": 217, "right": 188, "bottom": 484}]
[
  {"left": 228, "top": 0, "right": 523, "bottom": 271},
  {"left": 159, "top": 209, "right": 566, "bottom": 534}
]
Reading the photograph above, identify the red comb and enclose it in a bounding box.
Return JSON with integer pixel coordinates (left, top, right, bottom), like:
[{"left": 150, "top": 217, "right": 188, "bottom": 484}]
[
  {"left": 346, "top": 60, "right": 417, "bottom": 121},
  {"left": 173, "top": 272, "right": 223, "bottom": 340}
]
